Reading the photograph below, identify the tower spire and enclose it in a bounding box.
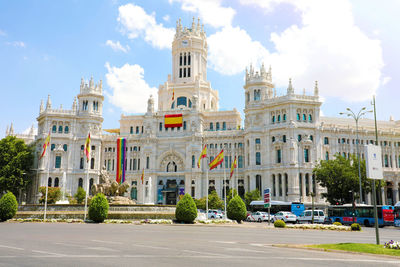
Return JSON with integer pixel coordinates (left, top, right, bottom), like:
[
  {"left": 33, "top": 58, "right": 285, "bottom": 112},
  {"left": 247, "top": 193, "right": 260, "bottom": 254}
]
[
  {"left": 46, "top": 94, "right": 52, "bottom": 109},
  {"left": 314, "top": 81, "right": 319, "bottom": 96},
  {"left": 287, "top": 78, "right": 294, "bottom": 95},
  {"left": 40, "top": 99, "right": 44, "bottom": 113}
]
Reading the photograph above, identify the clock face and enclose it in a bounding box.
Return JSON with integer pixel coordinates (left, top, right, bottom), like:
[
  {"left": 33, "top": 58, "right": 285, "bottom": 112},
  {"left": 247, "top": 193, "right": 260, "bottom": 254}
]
[{"left": 181, "top": 40, "right": 188, "bottom": 47}]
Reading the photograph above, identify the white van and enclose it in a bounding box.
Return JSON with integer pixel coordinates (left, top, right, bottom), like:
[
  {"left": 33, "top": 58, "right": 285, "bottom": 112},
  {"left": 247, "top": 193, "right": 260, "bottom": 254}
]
[{"left": 297, "top": 210, "right": 326, "bottom": 224}]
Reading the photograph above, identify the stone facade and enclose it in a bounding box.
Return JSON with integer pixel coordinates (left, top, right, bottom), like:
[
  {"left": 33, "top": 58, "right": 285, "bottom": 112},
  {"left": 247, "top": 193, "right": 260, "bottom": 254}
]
[{"left": 8, "top": 19, "right": 400, "bottom": 206}]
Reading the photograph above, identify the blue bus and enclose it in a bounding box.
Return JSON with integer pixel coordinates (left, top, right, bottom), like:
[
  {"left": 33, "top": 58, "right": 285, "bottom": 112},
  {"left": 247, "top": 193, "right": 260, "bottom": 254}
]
[
  {"left": 328, "top": 204, "right": 394, "bottom": 227},
  {"left": 394, "top": 202, "right": 400, "bottom": 227},
  {"left": 249, "top": 200, "right": 305, "bottom": 217}
]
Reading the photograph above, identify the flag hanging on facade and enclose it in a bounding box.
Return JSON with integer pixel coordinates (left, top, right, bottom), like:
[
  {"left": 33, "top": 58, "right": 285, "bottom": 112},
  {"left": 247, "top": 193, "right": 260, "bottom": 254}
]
[
  {"left": 164, "top": 114, "right": 183, "bottom": 128},
  {"left": 172, "top": 88, "right": 175, "bottom": 101},
  {"left": 84, "top": 133, "right": 91, "bottom": 162},
  {"left": 39, "top": 132, "right": 51, "bottom": 160},
  {"left": 209, "top": 149, "right": 224, "bottom": 170},
  {"left": 197, "top": 145, "right": 207, "bottom": 168},
  {"left": 230, "top": 156, "right": 237, "bottom": 178},
  {"left": 116, "top": 138, "right": 127, "bottom": 184},
  {"left": 141, "top": 169, "right": 144, "bottom": 184}
]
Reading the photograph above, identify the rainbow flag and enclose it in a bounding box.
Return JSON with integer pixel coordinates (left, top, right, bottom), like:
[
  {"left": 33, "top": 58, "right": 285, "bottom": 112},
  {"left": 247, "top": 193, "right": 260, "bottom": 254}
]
[
  {"left": 39, "top": 132, "right": 51, "bottom": 160},
  {"left": 209, "top": 149, "right": 224, "bottom": 170},
  {"left": 116, "top": 138, "right": 127, "bottom": 184},
  {"left": 84, "top": 133, "right": 91, "bottom": 162},
  {"left": 164, "top": 114, "right": 182, "bottom": 128}
]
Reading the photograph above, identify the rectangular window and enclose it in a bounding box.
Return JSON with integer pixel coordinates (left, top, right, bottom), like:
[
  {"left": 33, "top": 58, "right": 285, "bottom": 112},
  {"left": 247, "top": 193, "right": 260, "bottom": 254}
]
[
  {"left": 146, "top": 156, "right": 150, "bottom": 169},
  {"left": 112, "top": 159, "right": 115, "bottom": 171},
  {"left": 222, "top": 122, "right": 226, "bottom": 130},
  {"left": 183, "top": 68, "right": 186, "bottom": 77},
  {"left": 216, "top": 122, "right": 220, "bottom": 131},
  {"left": 238, "top": 156, "right": 243, "bottom": 168},
  {"left": 225, "top": 156, "right": 229, "bottom": 168},
  {"left": 138, "top": 159, "right": 140, "bottom": 170},
  {"left": 80, "top": 158, "right": 84, "bottom": 169},
  {"left": 130, "top": 127, "right": 133, "bottom": 134},
  {"left": 277, "top": 149, "right": 282, "bottom": 163},
  {"left": 107, "top": 159, "right": 111, "bottom": 171},
  {"left": 304, "top": 148, "right": 310, "bottom": 162},
  {"left": 136, "top": 126, "right": 139, "bottom": 134},
  {"left": 183, "top": 121, "right": 186, "bottom": 130},
  {"left": 192, "top": 155, "right": 195, "bottom": 168},
  {"left": 159, "top": 122, "right": 162, "bottom": 131},
  {"left": 179, "top": 68, "right": 182, "bottom": 78},
  {"left": 188, "top": 67, "right": 190, "bottom": 77},
  {"left": 255, "top": 152, "right": 261, "bottom": 165},
  {"left": 324, "top": 137, "right": 329, "bottom": 145},
  {"left": 55, "top": 156, "right": 61, "bottom": 168},
  {"left": 133, "top": 159, "right": 137, "bottom": 170},
  {"left": 209, "top": 123, "right": 213, "bottom": 130},
  {"left": 255, "top": 138, "right": 260, "bottom": 144}
]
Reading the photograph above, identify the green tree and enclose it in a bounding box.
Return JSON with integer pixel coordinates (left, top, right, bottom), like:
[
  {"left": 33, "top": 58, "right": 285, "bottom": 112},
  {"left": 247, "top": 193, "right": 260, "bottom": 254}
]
[
  {"left": 175, "top": 193, "right": 198, "bottom": 223},
  {"left": 244, "top": 189, "right": 261, "bottom": 209},
  {"left": 313, "top": 154, "right": 383, "bottom": 205},
  {"left": 194, "top": 197, "right": 206, "bottom": 210},
  {"left": 208, "top": 190, "right": 223, "bottom": 210},
  {"left": 226, "top": 188, "right": 238, "bottom": 204},
  {"left": 0, "top": 191, "right": 18, "bottom": 221},
  {"left": 74, "top": 187, "right": 86, "bottom": 204},
  {"left": 88, "top": 193, "right": 109, "bottom": 222},
  {"left": 39, "top": 187, "right": 61, "bottom": 204},
  {"left": 227, "top": 195, "right": 247, "bottom": 223},
  {"left": 0, "top": 136, "right": 34, "bottom": 199}
]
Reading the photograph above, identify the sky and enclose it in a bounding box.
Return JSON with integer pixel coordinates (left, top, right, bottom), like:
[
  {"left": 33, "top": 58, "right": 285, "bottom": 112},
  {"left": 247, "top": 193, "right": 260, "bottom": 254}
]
[{"left": 1, "top": 0, "right": 399, "bottom": 137}]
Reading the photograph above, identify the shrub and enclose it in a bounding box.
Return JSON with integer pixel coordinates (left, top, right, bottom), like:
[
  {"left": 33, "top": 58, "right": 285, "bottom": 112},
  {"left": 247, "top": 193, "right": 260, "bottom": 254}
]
[
  {"left": 274, "top": 219, "right": 286, "bottom": 228},
  {"left": 88, "top": 193, "right": 109, "bottom": 223},
  {"left": 39, "top": 187, "right": 61, "bottom": 204},
  {"left": 74, "top": 187, "right": 86, "bottom": 204},
  {"left": 244, "top": 189, "right": 261, "bottom": 209},
  {"left": 351, "top": 223, "right": 361, "bottom": 231},
  {"left": 175, "top": 193, "right": 198, "bottom": 223},
  {"left": 208, "top": 190, "right": 224, "bottom": 210},
  {"left": 333, "top": 221, "right": 342, "bottom": 226},
  {"left": 194, "top": 197, "right": 206, "bottom": 210},
  {"left": 227, "top": 195, "right": 247, "bottom": 223},
  {"left": 0, "top": 191, "right": 18, "bottom": 221}
]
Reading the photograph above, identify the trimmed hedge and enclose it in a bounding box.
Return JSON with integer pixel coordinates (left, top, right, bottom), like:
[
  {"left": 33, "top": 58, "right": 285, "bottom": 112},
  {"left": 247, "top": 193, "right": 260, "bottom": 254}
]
[
  {"left": 333, "top": 221, "right": 342, "bottom": 226},
  {"left": 227, "top": 195, "right": 247, "bottom": 223},
  {"left": 274, "top": 219, "right": 286, "bottom": 228},
  {"left": 175, "top": 193, "right": 197, "bottom": 223},
  {"left": 88, "top": 193, "right": 109, "bottom": 223},
  {"left": 351, "top": 223, "right": 362, "bottom": 231},
  {"left": 0, "top": 191, "right": 18, "bottom": 221}
]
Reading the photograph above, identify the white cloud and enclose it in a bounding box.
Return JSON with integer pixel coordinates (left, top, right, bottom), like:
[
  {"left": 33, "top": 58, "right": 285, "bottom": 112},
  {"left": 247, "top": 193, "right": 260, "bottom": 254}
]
[
  {"left": 208, "top": 26, "right": 269, "bottom": 75},
  {"left": 22, "top": 125, "right": 37, "bottom": 135},
  {"left": 6, "top": 41, "right": 25, "bottom": 47},
  {"left": 105, "top": 62, "right": 158, "bottom": 113},
  {"left": 105, "top": 40, "right": 130, "bottom": 53},
  {"left": 118, "top": 4, "right": 175, "bottom": 50},
  {"left": 169, "top": 0, "right": 235, "bottom": 28},
  {"left": 207, "top": 0, "right": 385, "bottom": 102},
  {"left": 163, "top": 15, "right": 170, "bottom": 22}
]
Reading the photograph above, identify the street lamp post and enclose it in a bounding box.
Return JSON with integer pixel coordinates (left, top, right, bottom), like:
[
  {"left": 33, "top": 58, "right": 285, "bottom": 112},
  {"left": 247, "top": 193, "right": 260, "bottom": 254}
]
[{"left": 340, "top": 107, "right": 371, "bottom": 204}]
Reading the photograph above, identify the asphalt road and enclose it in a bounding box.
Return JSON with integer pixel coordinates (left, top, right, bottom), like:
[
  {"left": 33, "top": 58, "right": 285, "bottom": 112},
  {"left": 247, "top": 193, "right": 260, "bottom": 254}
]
[{"left": 0, "top": 222, "right": 399, "bottom": 266}]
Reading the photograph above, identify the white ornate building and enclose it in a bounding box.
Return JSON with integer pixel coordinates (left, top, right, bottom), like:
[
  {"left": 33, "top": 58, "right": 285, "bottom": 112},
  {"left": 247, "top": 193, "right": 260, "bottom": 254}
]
[{"left": 8, "top": 19, "right": 400, "bottom": 206}]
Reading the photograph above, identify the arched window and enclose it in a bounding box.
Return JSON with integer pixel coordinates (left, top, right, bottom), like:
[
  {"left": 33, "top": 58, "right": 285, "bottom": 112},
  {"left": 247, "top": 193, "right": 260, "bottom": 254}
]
[
  {"left": 78, "top": 178, "right": 83, "bottom": 188},
  {"left": 305, "top": 174, "right": 310, "bottom": 196},
  {"left": 89, "top": 178, "right": 94, "bottom": 195},
  {"left": 51, "top": 144, "right": 55, "bottom": 151},
  {"left": 188, "top": 99, "right": 192, "bottom": 108},
  {"left": 52, "top": 125, "right": 57, "bottom": 133},
  {"left": 80, "top": 157, "right": 84, "bottom": 169},
  {"left": 277, "top": 115, "right": 281, "bottom": 122},
  {"left": 309, "top": 114, "right": 313, "bottom": 122},
  {"left": 177, "top": 96, "right": 187, "bottom": 106},
  {"left": 272, "top": 174, "right": 276, "bottom": 197},
  {"left": 297, "top": 113, "right": 300, "bottom": 121},
  {"left": 272, "top": 116, "right": 275, "bottom": 123},
  {"left": 325, "top": 151, "right": 329, "bottom": 161},
  {"left": 216, "top": 122, "right": 220, "bottom": 131},
  {"left": 48, "top": 177, "right": 52, "bottom": 187},
  {"left": 179, "top": 53, "right": 182, "bottom": 66},
  {"left": 303, "top": 114, "right": 306, "bottom": 121},
  {"left": 166, "top": 161, "right": 177, "bottom": 172},
  {"left": 278, "top": 174, "right": 282, "bottom": 196},
  {"left": 188, "top": 52, "right": 191, "bottom": 65},
  {"left": 184, "top": 53, "right": 186, "bottom": 65},
  {"left": 171, "top": 102, "right": 175, "bottom": 109},
  {"left": 256, "top": 175, "right": 262, "bottom": 196},
  {"left": 283, "top": 114, "right": 286, "bottom": 121},
  {"left": 272, "top": 136, "right": 275, "bottom": 143},
  {"left": 54, "top": 177, "right": 59, "bottom": 187},
  {"left": 209, "top": 122, "right": 213, "bottom": 131},
  {"left": 285, "top": 173, "right": 288, "bottom": 196},
  {"left": 64, "top": 126, "right": 69, "bottom": 133},
  {"left": 91, "top": 158, "right": 95, "bottom": 169},
  {"left": 63, "top": 144, "right": 67, "bottom": 151},
  {"left": 222, "top": 122, "right": 226, "bottom": 130},
  {"left": 192, "top": 155, "right": 195, "bottom": 168},
  {"left": 58, "top": 125, "right": 63, "bottom": 133}
]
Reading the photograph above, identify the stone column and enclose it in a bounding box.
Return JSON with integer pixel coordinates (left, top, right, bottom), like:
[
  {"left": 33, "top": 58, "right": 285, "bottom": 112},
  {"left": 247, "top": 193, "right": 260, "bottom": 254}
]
[
  {"left": 392, "top": 189, "right": 398, "bottom": 205},
  {"left": 381, "top": 187, "right": 386, "bottom": 205}
]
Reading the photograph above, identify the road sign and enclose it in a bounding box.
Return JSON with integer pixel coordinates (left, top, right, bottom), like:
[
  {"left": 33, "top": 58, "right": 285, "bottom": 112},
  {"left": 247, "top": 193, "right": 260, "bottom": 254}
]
[
  {"left": 264, "top": 188, "right": 271, "bottom": 208},
  {"left": 365, "top": 145, "right": 383, "bottom": 180}
]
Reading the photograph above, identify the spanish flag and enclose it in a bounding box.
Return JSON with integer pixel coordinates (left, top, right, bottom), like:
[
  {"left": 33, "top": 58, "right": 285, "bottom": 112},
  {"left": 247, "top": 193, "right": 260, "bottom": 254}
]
[
  {"left": 39, "top": 132, "right": 51, "bottom": 160},
  {"left": 209, "top": 149, "right": 224, "bottom": 170},
  {"left": 172, "top": 88, "right": 175, "bottom": 101},
  {"left": 230, "top": 156, "right": 237, "bottom": 178},
  {"left": 141, "top": 169, "right": 144, "bottom": 184},
  {"left": 165, "top": 114, "right": 182, "bottom": 128},
  {"left": 84, "top": 132, "right": 91, "bottom": 162},
  {"left": 197, "top": 145, "right": 207, "bottom": 168}
]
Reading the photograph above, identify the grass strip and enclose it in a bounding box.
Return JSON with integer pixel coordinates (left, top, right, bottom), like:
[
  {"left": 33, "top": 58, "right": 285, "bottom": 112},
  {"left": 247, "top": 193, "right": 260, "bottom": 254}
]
[{"left": 307, "top": 243, "right": 400, "bottom": 257}]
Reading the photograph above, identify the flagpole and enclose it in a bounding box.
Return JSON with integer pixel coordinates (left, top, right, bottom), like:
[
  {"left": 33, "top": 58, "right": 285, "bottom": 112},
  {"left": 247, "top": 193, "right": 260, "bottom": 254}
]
[
  {"left": 84, "top": 152, "right": 90, "bottom": 221},
  {"left": 224, "top": 164, "right": 227, "bottom": 220},
  {"left": 206, "top": 163, "right": 209, "bottom": 219},
  {"left": 43, "top": 149, "right": 50, "bottom": 221},
  {"left": 142, "top": 171, "right": 145, "bottom": 204}
]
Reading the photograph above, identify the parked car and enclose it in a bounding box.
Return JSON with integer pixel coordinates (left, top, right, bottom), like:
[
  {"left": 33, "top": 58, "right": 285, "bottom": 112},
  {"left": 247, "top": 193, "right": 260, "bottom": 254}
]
[
  {"left": 208, "top": 209, "right": 223, "bottom": 219},
  {"left": 297, "top": 210, "right": 326, "bottom": 224},
  {"left": 272, "top": 211, "right": 297, "bottom": 223},
  {"left": 246, "top": 211, "right": 273, "bottom": 222}
]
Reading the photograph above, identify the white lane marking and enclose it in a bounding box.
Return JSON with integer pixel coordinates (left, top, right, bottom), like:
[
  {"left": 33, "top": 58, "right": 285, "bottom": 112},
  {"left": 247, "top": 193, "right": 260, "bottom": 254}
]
[
  {"left": 86, "top": 246, "right": 117, "bottom": 252},
  {"left": 212, "top": 241, "right": 237, "bottom": 244},
  {"left": 91, "top": 239, "right": 123, "bottom": 245},
  {"left": 0, "top": 256, "right": 17, "bottom": 258},
  {"left": 129, "top": 243, "right": 171, "bottom": 250},
  {"left": 0, "top": 244, "right": 24, "bottom": 251},
  {"left": 225, "top": 247, "right": 266, "bottom": 253},
  {"left": 55, "top": 242, "right": 117, "bottom": 251},
  {"left": 182, "top": 249, "right": 229, "bottom": 257},
  {"left": 32, "top": 250, "right": 66, "bottom": 256}
]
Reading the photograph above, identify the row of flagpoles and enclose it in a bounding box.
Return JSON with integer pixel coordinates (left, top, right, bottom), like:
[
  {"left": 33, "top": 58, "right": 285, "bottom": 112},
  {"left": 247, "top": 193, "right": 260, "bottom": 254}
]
[{"left": 40, "top": 130, "right": 237, "bottom": 220}]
